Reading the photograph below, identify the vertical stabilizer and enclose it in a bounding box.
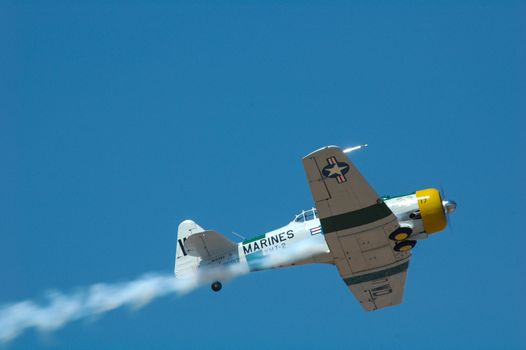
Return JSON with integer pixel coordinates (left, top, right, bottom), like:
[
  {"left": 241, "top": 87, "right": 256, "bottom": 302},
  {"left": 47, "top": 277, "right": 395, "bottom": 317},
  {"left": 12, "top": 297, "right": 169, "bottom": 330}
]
[{"left": 174, "top": 220, "right": 203, "bottom": 278}]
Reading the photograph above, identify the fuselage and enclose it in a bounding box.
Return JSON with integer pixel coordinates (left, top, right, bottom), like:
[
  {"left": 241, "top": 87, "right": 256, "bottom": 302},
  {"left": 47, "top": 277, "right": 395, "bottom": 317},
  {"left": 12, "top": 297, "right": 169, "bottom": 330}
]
[
  {"left": 194, "top": 189, "right": 456, "bottom": 278},
  {"left": 200, "top": 192, "right": 449, "bottom": 273}
]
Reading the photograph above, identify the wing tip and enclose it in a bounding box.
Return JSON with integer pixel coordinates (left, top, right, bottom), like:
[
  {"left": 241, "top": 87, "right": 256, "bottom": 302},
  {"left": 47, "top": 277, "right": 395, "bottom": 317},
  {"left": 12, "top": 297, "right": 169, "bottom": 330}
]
[{"left": 303, "top": 145, "right": 341, "bottom": 159}]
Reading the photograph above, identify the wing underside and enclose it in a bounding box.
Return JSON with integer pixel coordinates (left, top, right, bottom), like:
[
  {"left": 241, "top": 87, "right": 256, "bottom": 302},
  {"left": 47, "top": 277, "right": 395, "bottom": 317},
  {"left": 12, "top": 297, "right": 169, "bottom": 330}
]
[
  {"left": 339, "top": 259, "right": 409, "bottom": 310},
  {"left": 303, "top": 146, "right": 411, "bottom": 311}
]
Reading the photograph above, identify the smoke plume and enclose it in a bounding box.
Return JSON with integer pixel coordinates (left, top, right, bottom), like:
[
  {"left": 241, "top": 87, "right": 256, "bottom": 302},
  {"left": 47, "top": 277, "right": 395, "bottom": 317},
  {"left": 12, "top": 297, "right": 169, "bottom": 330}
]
[{"left": 0, "top": 238, "right": 327, "bottom": 344}]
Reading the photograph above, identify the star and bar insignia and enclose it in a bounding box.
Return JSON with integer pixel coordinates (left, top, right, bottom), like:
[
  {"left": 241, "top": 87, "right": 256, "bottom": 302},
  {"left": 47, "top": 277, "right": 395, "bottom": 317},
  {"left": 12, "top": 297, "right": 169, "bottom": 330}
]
[{"left": 321, "top": 157, "right": 350, "bottom": 184}]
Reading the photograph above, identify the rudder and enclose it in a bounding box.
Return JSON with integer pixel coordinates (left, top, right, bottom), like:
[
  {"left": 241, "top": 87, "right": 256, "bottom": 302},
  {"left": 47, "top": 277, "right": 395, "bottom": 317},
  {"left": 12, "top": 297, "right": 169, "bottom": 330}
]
[{"left": 174, "top": 219, "right": 203, "bottom": 278}]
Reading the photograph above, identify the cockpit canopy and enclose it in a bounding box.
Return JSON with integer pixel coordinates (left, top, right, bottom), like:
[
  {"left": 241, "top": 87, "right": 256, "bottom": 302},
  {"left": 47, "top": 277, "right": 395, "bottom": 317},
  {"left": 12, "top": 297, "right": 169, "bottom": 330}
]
[{"left": 292, "top": 208, "right": 319, "bottom": 223}]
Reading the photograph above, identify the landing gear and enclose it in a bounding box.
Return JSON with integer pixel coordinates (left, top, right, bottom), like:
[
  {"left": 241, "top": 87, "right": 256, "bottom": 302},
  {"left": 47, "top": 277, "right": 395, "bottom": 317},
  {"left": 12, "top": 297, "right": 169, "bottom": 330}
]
[
  {"left": 211, "top": 281, "right": 222, "bottom": 292},
  {"left": 389, "top": 227, "right": 412, "bottom": 242},
  {"left": 394, "top": 240, "right": 417, "bottom": 252}
]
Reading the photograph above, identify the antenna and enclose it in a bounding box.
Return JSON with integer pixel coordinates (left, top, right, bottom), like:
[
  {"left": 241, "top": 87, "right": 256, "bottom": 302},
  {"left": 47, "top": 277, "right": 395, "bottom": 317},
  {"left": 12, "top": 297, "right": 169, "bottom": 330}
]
[{"left": 232, "top": 231, "right": 246, "bottom": 241}]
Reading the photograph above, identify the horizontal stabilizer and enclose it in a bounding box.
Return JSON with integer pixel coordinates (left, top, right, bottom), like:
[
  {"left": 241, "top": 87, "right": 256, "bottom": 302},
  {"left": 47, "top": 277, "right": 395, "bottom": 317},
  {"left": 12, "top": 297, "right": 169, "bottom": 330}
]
[{"left": 185, "top": 230, "right": 238, "bottom": 259}]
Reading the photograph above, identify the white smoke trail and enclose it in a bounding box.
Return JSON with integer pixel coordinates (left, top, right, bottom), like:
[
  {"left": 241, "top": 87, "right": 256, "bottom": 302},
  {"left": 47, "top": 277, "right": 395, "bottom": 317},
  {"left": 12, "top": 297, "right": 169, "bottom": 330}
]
[
  {"left": 0, "top": 273, "right": 186, "bottom": 344},
  {"left": 0, "top": 238, "right": 326, "bottom": 344}
]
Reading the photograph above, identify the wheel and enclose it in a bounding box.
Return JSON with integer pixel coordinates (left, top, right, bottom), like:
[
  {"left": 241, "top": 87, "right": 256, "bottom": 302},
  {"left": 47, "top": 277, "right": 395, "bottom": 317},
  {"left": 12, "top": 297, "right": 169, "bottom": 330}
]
[
  {"left": 211, "top": 281, "right": 222, "bottom": 292},
  {"left": 389, "top": 227, "right": 412, "bottom": 242},
  {"left": 394, "top": 240, "right": 416, "bottom": 252}
]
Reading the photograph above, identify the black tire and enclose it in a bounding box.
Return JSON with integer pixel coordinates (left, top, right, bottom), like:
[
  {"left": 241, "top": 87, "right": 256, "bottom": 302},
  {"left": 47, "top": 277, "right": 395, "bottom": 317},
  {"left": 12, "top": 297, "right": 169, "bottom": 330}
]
[
  {"left": 389, "top": 227, "right": 412, "bottom": 242},
  {"left": 394, "top": 240, "right": 417, "bottom": 252},
  {"left": 211, "top": 281, "right": 222, "bottom": 292}
]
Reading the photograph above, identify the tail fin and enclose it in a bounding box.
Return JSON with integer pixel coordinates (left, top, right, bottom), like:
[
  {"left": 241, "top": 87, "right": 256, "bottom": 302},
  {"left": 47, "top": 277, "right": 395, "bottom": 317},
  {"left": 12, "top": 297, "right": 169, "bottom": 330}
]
[{"left": 174, "top": 219, "right": 203, "bottom": 278}]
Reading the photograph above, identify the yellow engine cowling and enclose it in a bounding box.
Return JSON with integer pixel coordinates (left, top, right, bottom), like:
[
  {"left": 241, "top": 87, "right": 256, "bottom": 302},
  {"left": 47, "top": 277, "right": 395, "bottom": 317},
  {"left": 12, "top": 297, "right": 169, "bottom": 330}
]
[{"left": 415, "top": 188, "right": 447, "bottom": 234}]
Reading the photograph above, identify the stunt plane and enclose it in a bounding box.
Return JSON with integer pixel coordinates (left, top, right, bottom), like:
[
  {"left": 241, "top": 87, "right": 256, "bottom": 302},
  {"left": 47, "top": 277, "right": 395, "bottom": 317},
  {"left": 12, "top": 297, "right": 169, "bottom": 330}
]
[{"left": 174, "top": 145, "right": 456, "bottom": 311}]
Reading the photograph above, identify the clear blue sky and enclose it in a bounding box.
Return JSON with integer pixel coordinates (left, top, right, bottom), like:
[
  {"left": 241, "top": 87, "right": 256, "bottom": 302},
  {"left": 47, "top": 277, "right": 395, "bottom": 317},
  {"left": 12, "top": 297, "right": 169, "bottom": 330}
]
[{"left": 1, "top": 1, "right": 525, "bottom": 349}]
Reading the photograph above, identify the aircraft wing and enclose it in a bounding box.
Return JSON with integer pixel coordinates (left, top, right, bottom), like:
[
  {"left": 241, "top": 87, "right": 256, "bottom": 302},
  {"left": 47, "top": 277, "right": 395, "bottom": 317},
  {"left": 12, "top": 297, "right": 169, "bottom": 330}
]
[
  {"left": 302, "top": 146, "right": 411, "bottom": 311},
  {"left": 185, "top": 230, "right": 238, "bottom": 259}
]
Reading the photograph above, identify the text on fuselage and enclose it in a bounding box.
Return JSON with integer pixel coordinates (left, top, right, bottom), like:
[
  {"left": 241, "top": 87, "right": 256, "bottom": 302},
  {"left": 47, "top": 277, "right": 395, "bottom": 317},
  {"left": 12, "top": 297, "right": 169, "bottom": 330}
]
[{"left": 242, "top": 230, "right": 294, "bottom": 255}]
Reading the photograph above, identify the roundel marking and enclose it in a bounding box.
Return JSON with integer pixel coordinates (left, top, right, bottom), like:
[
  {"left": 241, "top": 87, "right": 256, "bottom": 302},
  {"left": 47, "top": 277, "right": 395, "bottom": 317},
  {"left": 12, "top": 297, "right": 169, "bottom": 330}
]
[{"left": 322, "top": 157, "right": 350, "bottom": 184}]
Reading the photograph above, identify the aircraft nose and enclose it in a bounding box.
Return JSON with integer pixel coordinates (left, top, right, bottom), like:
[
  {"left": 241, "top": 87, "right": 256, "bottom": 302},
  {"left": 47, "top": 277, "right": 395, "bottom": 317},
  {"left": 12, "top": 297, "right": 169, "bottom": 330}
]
[{"left": 443, "top": 200, "right": 457, "bottom": 214}]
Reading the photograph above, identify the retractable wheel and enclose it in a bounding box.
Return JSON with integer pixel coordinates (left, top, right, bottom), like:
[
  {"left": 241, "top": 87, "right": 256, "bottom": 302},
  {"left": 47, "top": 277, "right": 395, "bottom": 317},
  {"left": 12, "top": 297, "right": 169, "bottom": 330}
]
[
  {"left": 211, "top": 281, "right": 222, "bottom": 292},
  {"left": 389, "top": 227, "right": 412, "bottom": 242},
  {"left": 394, "top": 240, "right": 417, "bottom": 252}
]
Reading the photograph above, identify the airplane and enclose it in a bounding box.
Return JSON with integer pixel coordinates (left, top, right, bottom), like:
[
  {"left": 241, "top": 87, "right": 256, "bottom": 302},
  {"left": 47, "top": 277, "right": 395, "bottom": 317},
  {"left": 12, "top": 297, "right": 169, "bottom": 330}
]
[{"left": 173, "top": 145, "right": 457, "bottom": 311}]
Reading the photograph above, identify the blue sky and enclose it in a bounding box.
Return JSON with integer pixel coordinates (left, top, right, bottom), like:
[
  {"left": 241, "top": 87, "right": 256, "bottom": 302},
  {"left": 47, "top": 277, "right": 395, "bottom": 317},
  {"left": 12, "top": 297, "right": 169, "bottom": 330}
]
[{"left": 1, "top": 1, "right": 525, "bottom": 349}]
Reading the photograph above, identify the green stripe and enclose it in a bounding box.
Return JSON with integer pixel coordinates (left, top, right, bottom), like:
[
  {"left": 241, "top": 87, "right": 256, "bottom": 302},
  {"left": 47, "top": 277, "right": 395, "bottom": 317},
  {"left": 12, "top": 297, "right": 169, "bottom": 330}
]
[
  {"left": 380, "top": 192, "right": 415, "bottom": 201},
  {"left": 320, "top": 202, "right": 392, "bottom": 234},
  {"left": 344, "top": 261, "right": 410, "bottom": 285},
  {"left": 243, "top": 234, "right": 265, "bottom": 244}
]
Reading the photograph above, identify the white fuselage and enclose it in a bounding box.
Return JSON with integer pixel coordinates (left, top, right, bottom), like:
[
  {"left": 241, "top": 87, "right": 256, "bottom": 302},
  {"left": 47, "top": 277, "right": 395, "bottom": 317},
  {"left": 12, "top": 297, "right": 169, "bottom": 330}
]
[{"left": 199, "top": 194, "right": 426, "bottom": 273}]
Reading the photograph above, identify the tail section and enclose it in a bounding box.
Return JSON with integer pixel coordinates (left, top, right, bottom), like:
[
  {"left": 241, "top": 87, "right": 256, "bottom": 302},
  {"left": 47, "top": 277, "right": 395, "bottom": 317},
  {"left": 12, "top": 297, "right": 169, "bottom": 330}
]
[{"left": 174, "top": 220, "right": 203, "bottom": 278}]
